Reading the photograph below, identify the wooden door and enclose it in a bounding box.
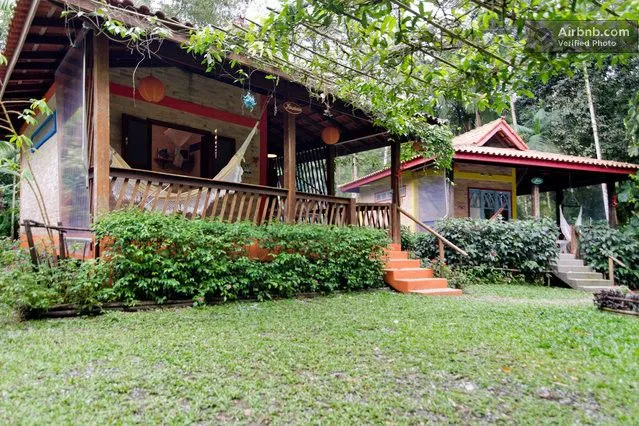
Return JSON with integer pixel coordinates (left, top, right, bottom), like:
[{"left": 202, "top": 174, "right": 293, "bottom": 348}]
[{"left": 121, "top": 114, "right": 151, "bottom": 170}]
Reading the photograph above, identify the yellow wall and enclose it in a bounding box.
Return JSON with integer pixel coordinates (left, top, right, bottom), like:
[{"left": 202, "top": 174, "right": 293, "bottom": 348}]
[
  {"left": 356, "top": 162, "right": 518, "bottom": 225},
  {"left": 453, "top": 163, "right": 517, "bottom": 219}
]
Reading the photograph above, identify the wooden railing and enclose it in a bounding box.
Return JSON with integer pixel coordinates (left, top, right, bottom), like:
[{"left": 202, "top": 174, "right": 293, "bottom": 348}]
[
  {"left": 101, "top": 168, "right": 289, "bottom": 224},
  {"left": 295, "top": 192, "right": 353, "bottom": 225},
  {"left": 355, "top": 203, "right": 392, "bottom": 230},
  {"left": 607, "top": 254, "right": 627, "bottom": 285},
  {"left": 398, "top": 207, "right": 468, "bottom": 259},
  {"left": 95, "top": 168, "right": 366, "bottom": 227}
]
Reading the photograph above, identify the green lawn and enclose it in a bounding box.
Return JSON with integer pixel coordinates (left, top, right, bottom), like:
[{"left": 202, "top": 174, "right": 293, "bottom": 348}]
[{"left": 1, "top": 285, "right": 638, "bottom": 424}]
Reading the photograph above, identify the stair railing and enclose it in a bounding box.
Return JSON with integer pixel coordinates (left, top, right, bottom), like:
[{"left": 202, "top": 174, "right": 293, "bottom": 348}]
[
  {"left": 606, "top": 254, "right": 627, "bottom": 285},
  {"left": 397, "top": 207, "right": 468, "bottom": 260}
]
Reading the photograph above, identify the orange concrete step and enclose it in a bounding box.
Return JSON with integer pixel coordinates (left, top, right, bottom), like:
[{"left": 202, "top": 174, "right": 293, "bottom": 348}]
[
  {"left": 384, "top": 268, "right": 433, "bottom": 281},
  {"left": 384, "top": 250, "right": 409, "bottom": 260},
  {"left": 382, "top": 244, "right": 461, "bottom": 296},
  {"left": 410, "top": 288, "right": 463, "bottom": 296},
  {"left": 385, "top": 258, "right": 421, "bottom": 269},
  {"left": 389, "top": 278, "right": 449, "bottom": 292}
]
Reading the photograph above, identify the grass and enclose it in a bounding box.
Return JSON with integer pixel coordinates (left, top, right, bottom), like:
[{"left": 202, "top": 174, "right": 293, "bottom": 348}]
[{"left": 1, "top": 284, "right": 638, "bottom": 424}]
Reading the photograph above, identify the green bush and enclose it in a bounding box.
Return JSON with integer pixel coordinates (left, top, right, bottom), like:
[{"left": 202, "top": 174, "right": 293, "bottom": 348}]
[
  {"left": 412, "top": 218, "right": 559, "bottom": 277},
  {"left": 578, "top": 223, "right": 639, "bottom": 289},
  {"left": 400, "top": 225, "right": 417, "bottom": 251},
  {"left": 95, "top": 210, "right": 389, "bottom": 303},
  {"left": 0, "top": 242, "right": 111, "bottom": 317},
  {"left": 1, "top": 212, "right": 389, "bottom": 317}
]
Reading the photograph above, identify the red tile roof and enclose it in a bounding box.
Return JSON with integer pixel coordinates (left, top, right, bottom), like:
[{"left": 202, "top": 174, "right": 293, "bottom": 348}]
[{"left": 340, "top": 118, "right": 639, "bottom": 191}]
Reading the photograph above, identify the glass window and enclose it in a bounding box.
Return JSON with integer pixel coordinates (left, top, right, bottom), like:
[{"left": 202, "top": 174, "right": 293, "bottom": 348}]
[{"left": 469, "top": 188, "right": 511, "bottom": 220}]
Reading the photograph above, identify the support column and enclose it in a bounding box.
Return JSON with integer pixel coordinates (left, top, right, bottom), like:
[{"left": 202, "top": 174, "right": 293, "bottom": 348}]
[
  {"left": 283, "top": 111, "right": 296, "bottom": 223},
  {"left": 555, "top": 186, "right": 564, "bottom": 226},
  {"left": 531, "top": 184, "right": 541, "bottom": 219},
  {"left": 390, "top": 139, "right": 401, "bottom": 244},
  {"left": 92, "top": 33, "right": 111, "bottom": 220},
  {"left": 326, "top": 145, "right": 336, "bottom": 196},
  {"left": 606, "top": 180, "right": 618, "bottom": 227}
]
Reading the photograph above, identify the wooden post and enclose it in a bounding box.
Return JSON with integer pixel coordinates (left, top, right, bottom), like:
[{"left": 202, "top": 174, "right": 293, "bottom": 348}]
[
  {"left": 606, "top": 180, "right": 618, "bottom": 228},
  {"left": 390, "top": 139, "right": 401, "bottom": 244},
  {"left": 57, "top": 222, "right": 66, "bottom": 261},
  {"left": 326, "top": 145, "right": 336, "bottom": 196},
  {"left": 92, "top": 34, "right": 111, "bottom": 221},
  {"left": 283, "top": 111, "right": 296, "bottom": 223},
  {"left": 447, "top": 167, "right": 455, "bottom": 218},
  {"left": 555, "top": 186, "right": 564, "bottom": 226},
  {"left": 531, "top": 184, "right": 540, "bottom": 219},
  {"left": 438, "top": 239, "right": 445, "bottom": 261},
  {"left": 348, "top": 197, "right": 357, "bottom": 225},
  {"left": 608, "top": 256, "right": 615, "bottom": 284},
  {"left": 23, "top": 221, "right": 39, "bottom": 267}
]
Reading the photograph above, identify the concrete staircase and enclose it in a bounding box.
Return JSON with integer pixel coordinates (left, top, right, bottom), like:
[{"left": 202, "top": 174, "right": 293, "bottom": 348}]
[
  {"left": 552, "top": 253, "right": 614, "bottom": 292},
  {"left": 383, "top": 244, "right": 462, "bottom": 296}
]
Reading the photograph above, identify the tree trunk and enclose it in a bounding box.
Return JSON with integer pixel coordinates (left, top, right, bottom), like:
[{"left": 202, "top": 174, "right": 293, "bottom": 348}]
[
  {"left": 582, "top": 63, "right": 609, "bottom": 221},
  {"left": 351, "top": 155, "right": 358, "bottom": 181},
  {"left": 509, "top": 93, "right": 518, "bottom": 128},
  {"left": 10, "top": 169, "right": 17, "bottom": 239}
]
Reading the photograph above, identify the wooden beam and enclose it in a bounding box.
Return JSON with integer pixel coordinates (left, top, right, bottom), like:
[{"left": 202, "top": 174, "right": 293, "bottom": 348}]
[
  {"left": 607, "top": 180, "right": 618, "bottom": 228},
  {"left": 390, "top": 139, "right": 401, "bottom": 243},
  {"left": 11, "top": 62, "right": 58, "bottom": 70},
  {"left": 17, "top": 51, "right": 67, "bottom": 60},
  {"left": 4, "top": 83, "right": 50, "bottom": 92},
  {"left": 555, "top": 187, "right": 563, "bottom": 226},
  {"left": 283, "top": 111, "right": 297, "bottom": 223},
  {"left": 531, "top": 184, "right": 540, "bottom": 219},
  {"left": 92, "top": 34, "right": 111, "bottom": 220},
  {"left": 326, "top": 145, "right": 336, "bottom": 196},
  {"left": 25, "top": 34, "right": 70, "bottom": 45},
  {"left": 31, "top": 17, "right": 74, "bottom": 28},
  {"left": 8, "top": 72, "right": 55, "bottom": 81}
]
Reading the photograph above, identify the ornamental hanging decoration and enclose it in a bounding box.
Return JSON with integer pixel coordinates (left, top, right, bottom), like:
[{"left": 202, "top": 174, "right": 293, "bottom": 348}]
[
  {"left": 242, "top": 91, "right": 257, "bottom": 111},
  {"left": 321, "top": 126, "right": 340, "bottom": 145},
  {"left": 138, "top": 75, "right": 165, "bottom": 103}
]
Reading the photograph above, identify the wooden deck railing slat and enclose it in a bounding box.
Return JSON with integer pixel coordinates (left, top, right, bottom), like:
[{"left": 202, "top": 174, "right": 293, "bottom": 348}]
[{"left": 102, "top": 168, "right": 402, "bottom": 230}]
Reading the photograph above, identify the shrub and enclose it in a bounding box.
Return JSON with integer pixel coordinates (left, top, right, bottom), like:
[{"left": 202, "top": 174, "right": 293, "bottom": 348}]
[
  {"left": 578, "top": 223, "right": 639, "bottom": 289},
  {"left": 413, "top": 218, "right": 559, "bottom": 277},
  {"left": 400, "top": 225, "right": 417, "bottom": 251},
  {"left": 94, "top": 210, "right": 389, "bottom": 303},
  {"left": 0, "top": 250, "right": 111, "bottom": 317}
]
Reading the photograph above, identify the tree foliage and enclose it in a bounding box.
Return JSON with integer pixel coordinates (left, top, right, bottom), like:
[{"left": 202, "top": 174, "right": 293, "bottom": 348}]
[
  {"left": 135, "top": 0, "right": 249, "bottom": 26},
  {"left": 0, "top": 0, "right": 14, "bottom": 50},
  {"left": 63, "top": 0, "right": 639, "bottom": 169}
]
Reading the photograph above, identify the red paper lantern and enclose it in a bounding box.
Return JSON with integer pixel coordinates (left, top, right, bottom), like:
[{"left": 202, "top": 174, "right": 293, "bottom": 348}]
[
  {"left": 321, "top": 126, "right": 340, "bottom": 145},
  {"left": 138, "top": 75, "right": 165, "bottom": 103}
]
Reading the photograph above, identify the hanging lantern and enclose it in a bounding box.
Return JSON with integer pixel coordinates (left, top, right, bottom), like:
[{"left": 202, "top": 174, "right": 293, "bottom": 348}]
[
  {"left": 321, "top": 126, "right": 340, "bottom": 145},
  {"left": 138, "top": 75, "right": 165, "bottom": 103},
  {"left": 242, "top": 91, "right": 257, "bottom": 111}
]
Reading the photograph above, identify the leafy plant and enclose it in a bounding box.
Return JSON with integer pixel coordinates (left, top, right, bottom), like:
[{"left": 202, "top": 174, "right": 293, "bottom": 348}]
[
  {"left": 94, "top": 210, "right": 389, "bottom": 304},
  {"left": 578, "top": 222, "right": 639, "bottom": 289},
  {"left": 412, "top": 218, "right": 559, "bottom": 278}
]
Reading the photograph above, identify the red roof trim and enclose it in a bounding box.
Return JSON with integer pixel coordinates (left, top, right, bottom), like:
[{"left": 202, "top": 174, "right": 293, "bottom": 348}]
[
  {"left": 339, "top": 156, "right": 431, "bottom": 191},
  {"left": 454, "top": 152, "right": 637, "bottom": 175}
]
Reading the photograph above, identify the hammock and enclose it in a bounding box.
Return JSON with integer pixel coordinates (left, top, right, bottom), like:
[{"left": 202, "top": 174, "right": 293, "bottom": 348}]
[
  {"left": 110, "top": 121, "right": 260, "bottom": 215},
  {"left": 559, "top": 205, "right": 583, "bottom": 244}
]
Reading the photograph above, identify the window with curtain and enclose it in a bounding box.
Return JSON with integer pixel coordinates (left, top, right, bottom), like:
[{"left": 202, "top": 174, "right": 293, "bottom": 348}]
[{"left": 469, "top": 188, "right": 512, "bottom": 220}]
